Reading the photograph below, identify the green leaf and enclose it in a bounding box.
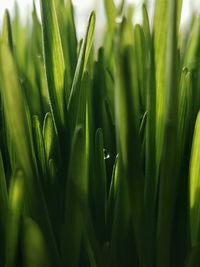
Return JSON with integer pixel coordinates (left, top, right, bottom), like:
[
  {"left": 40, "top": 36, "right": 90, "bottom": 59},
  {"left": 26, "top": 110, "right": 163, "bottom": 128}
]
[
  {"left": 144, "top": 35, "right": 157, "bottom": 267},
  {"left": 40, "top": 0, "right": 66, "bottom": 130},
  {"left": 83, "top": 212, "right": 102, "bottom": 267},
  {"left": 67, "top": 11, "right": 95, "bottom": 133},
  {"left": 177, "top": 68, "right": 192, "bottom": 155},
  {"left": 5, "top": 169, "right": 24, "bottom": 267},
  {"left": 93, "top": 128, "right": 107, "bottom": 243},
  {"left": 62, "top": 127, "right": 88, "bottom": 267},
  {"left": 0, "top": 42, "right": 36, "bottom": 177},
  {"left": 2, "top": 9, "right": 13, "bottom": 52},
  {"left": 0, "top": 43, "right": 60, "bottom": 266},
  {"left": 92, "top": 49, "right": 116, "bottom": 167},
  {"left": 0, "top": 151, "right": 8, "bottom": 265},
  {"left": 153, "top": 0, "right": 182, "bottom": 170},
  {"left": 134, "top": 24, "right": 148, "bottom": 110},
  {"left": 22, "top": 218, "right": 51, "bottom": 267},
  {"left": 65, "top": 0, "right": 78, "bottom": 87},
  {"left": 75, "top": 72, "right": 88, "bottom": 128},
  {"left": 156, "top": 0, "right": 182, "bottom": 266},
  {"left": 110, "top": 157, "right": 137, "bottom": 267},
  {"left": 104, "top": 0, "right": 117, "bottom": 32},
  {"left": 190, "top": 112, "right": 200, "bottom": 247},
  {"left": 115, "top": 18, "right": 145, "bottom": 265},
  {"left": 32, "top": 116, "right": 47, "bottom": 179},
  {"left": 142, "top": 4, "right": 151, "bottom": 47},
  {"left": 184, "top": 18, "right": 200, "bottom": 71},
  {"left": 186, "top": 246, "right": 200, "bottom": 267},
  {"left": 43, "top": 112, "right": 56, "bottom": 162},
  {"left": 0, "top": 151, "right": 8, "bottom": 229},
  {"left": 107, "top": 154, "right": 119, "bottom": 232}
]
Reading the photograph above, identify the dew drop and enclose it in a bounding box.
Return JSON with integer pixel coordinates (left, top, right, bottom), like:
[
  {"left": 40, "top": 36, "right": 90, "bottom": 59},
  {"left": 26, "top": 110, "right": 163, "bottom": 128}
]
[
  {"left": 103, "top": 149, "right": 111, "bottom": 160},
  {"left": 115, "top": 16, "right": 123, "bottom": 24}
]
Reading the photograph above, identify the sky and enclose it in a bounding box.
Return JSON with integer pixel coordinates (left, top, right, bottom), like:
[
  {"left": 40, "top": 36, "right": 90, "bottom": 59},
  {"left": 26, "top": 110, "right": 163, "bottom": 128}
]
[{"left": 0, "top": 0, "right": 199, "bottom": 38}]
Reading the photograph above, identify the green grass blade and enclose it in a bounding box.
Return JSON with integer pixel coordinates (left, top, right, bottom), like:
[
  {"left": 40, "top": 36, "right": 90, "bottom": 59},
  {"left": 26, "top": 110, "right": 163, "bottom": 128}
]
[
  {"left": 62, "top": 127, "right": 88, "bottom": 267},
  {"left": 40, "top": 0, "right": 66, "bottom": 130},
  {"left": 2, "top": 10, "right": 13, "bottom": 52},
  {"left": 184, "top": 18, "right": 200, "bottom": 71},
  {"left": 104, "top": 0, "right": 117, "bottom": 33},
  {"left": 0, "top": 42, "right": 61, "bottom": 266},
  {"left": 65, "top": 0, "right": 78, "bottom": 87},
  {"left": 67, "top": 12, "right": 95, "bottom": 133},
  {"left": 153, "top": 0, "right": 182, "bottom": 171},
  {"left": 0, "top": 151, "right": 8, "bottom": 265},
  {"left": 0, "top": 151, "right": 8, "bottom": 226},
  {"left": 144, "top": 35, "right": 157, "bottom": 267},
  {"left": 115, "top": 18, "right": 145, "bottom": 265},
  {"left": 75, "top": 72, "right": 88, "bottom": 127},
  {"left": 0, "top": 1, "right": 199, "bottom": 266},
  {"left": 190, "top": 112, "right": 200, "bottom": 247},
  {"left": 142, "top": 4, "right": 151, "bottom": 47},
  {"left": 93, "top": 48, "right": 115, "bottom": 159},
  {"left": 186, "top": 246, "right": 200, "bottom": 267},
  {"left": 93, "top": 128, "right": 107, "bottom": 243},
  {"left": 0, "top": 43, "right": 36, "bottom": 177},
  {"left": 153, "top": 0, "right": 168, "bottom": 170},
  {"left": 178, "top": 69, "right": 192, "bottom": 155},
  {"left": 43, "top": 112, "right": 56, "bottom": 162},
  {"left": 110, "top": 157, "right": 137, "bottom": 267},
  {"left": 32, "top": 116, "right": 47, "bottom": 179},
  {"left": 22, "top": 218, "right": 52, "bottom": 267},
  {"left": 5, "top": 169, "right": 24, "bottom": 267},
  {"left": 107, "top": 154, "right": 119, "bottom": 234},
  {"left": 134, "top": 24, "right": 148, "bottom": 111},
  {"left": 156, "top": 0, "right": 180, "bottom": 265}
]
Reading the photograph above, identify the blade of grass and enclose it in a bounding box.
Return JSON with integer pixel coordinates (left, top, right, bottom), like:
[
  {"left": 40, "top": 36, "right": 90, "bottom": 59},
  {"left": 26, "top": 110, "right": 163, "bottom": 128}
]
[
  {"left": 186, "top": 246, "right": 200, "bottom": 267},
  {"left": 22, "top": 218, "right": 52, "bottom": 267},
  {"left": 5, "top": 169, "right": 24, "bottom": 267},
  {"left": 0, "top": 43, "right": 36, "bottom": 177},
  {"left": 153, "top": 0, "right": 182, "bottom": 172},
  {"left": 115, "top": 17, "right": 145, "bottom": 266},
  {"left": 156, "top": 0, "right": 181, "bottom": 266},
  {"left": 43, "top": 112, "right": 56, "bottom": 162},
  {"left": 0, "top": 42, "right": 61, "bottom": 267},
  {"left": 104, "top": 0, "right": 117, "bottom": 33},
  {"left": 32, "top": 116, "right": 47, "bottom": 179},
  {"left": 93, "top": 128, "right": 107, "bottom": 243},
  {"left": 67, "top": 11, "right": 95, "bottom": 133},
  {"left": 40, "top": 0, "right": 66, "bottom": 130},
  {"left": 144, "top": 34, "right": 157, "bottom": 267},
  {"left": 62, "top": 127, "right": 88, "bottom": 267},
  {"left": 110, "top": 157, "right": 138, "bottom": 267},
  {"left": 0, "top": 151, "right": 8, "bottom": 266},
  {"left": 2, "top": 10, "right": 13, "bottom": 52},
  {"left": 106, "top": 154, "right": 119, "bottom": 236},
  {"left": 189, "top": 112, "right": 200, "bottom": 247}
]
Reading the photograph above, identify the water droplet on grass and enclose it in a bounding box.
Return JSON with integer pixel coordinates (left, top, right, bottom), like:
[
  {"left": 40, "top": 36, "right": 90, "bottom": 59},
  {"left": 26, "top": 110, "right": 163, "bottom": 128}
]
[
  {"left": 103, "top": 149, "right": 110, "bottom": 160},
  {"left": 115, "top": 17, "right": 123, "bottom": 24}
]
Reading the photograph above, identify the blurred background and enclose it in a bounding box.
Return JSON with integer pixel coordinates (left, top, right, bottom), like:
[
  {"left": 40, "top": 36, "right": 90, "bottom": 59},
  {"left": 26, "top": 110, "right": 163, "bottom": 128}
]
[{"left": 0, "top": 0, "right": 199, "bottom": 39}]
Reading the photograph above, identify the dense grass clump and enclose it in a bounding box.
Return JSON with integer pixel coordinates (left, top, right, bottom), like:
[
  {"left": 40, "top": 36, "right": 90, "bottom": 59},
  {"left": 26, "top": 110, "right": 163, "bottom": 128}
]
[{"left": 0, "top": 0, "right": 200, "bottom": 266}]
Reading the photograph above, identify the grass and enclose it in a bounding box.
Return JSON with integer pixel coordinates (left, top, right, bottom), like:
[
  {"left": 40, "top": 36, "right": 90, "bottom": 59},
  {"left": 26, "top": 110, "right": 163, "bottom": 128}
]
[{"left": 0, "top": 0, "right": 200, "bottom": 266}]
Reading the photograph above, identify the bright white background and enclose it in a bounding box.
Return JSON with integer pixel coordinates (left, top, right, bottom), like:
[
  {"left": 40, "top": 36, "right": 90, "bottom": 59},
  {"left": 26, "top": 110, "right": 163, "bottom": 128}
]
[{"left": 0, "top": 0, "right": 199, "bottom": 38}]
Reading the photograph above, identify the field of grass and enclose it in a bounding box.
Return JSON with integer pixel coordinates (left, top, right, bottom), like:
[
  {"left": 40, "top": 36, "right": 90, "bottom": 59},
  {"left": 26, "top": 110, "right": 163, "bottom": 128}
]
[{"left": 0, "top": 0, "right": 200, "bottom": 266}]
